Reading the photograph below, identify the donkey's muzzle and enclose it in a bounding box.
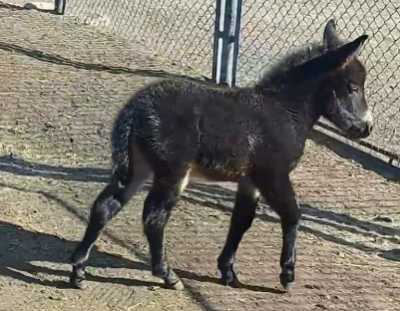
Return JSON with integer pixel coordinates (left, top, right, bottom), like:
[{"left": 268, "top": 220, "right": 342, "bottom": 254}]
[{"left": 348, "top": 121, "right": 373, "bottom": 139}]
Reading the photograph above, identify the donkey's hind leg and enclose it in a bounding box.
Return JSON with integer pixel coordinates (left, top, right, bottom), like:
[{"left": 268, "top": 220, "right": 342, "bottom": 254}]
[
  {"left": 69, "top": 161, "right": 151, "bottom": 288},
  {"left": 217, "top": 176, "right": 260, "bottom": 287},
  {"left": 142, "top": 170, "right": 189, "bottom": 290}
]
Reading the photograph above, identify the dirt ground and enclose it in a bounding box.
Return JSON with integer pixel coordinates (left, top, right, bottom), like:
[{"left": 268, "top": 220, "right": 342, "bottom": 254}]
[{"left": 0, "top": 4, "right": 399, "bottom": 311}]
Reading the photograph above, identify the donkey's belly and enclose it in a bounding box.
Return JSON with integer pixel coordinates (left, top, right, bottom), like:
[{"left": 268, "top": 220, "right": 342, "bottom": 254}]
[{"left": 189, "top": 163, "right": 244, "bottom": 182}]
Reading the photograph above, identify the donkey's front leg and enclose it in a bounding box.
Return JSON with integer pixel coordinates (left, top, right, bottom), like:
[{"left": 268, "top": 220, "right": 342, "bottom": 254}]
[
  {"left": 259, "top": 174, "right": 301, "bottom": 290},
  {"left": 218, "top": 177, "right": 259, "bottom": 287}
]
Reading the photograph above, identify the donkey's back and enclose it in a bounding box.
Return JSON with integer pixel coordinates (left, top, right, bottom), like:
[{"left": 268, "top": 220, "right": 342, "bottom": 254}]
[{"left": 113, "top": 79, "right": 298, "bottom": 182}]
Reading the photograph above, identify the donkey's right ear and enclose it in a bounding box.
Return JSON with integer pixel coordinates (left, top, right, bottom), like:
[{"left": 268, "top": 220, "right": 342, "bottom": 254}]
[
  {"left": 332, "top": 34, "right": 368, "bottom": 69},
  {"left": 323, "top": 19, "right": 341, "bottom": 50}
]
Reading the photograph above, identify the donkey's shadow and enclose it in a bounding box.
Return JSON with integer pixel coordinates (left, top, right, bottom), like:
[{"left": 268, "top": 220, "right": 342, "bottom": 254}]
[
  {"left": 0, "top": 220, "right": 160, "bottom": 289},
  {"left": 0, "top": 220, "right": 284, "bottom": 293}
]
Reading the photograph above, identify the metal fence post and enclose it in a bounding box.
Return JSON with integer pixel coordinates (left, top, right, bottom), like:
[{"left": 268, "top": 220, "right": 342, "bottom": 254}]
[
  {"left": 55, "top": 0, "right": 66, "bottom": 15},
  {"left": 212, "top": 0, "right": 243, "bottom": 87}
]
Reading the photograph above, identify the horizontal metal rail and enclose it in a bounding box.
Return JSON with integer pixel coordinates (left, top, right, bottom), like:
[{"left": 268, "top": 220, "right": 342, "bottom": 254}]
[{"left": 316, "top": 121, "right": 399, "bottom": 166}]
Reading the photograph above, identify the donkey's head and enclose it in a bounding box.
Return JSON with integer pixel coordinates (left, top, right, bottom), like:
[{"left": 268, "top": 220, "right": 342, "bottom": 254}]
[
  {"left": 282, "top": 19, "right": 372, "bottom": 139},
  {"left": 317, "top": 19, "right": 372, "bottom": 139}
]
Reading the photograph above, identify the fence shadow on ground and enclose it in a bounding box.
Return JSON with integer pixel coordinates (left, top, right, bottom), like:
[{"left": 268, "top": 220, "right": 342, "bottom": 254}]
[
  {"left": 0, "top": 1, "right": 55, "bottom": 14},
  {"left": 310, "top": 129, "right": 400, "bottom": 182},
  {"left": 185, "top": 183, "right": 400, "bottom": 239},
  {"left": 0, "top": 156, "right": 109, "bottom": 183},
  {"left": 0, "top": 155, "right": 399, "bottom": 261},
  {"left": 0, "top": 184, "right": 280, "bottom": 311},
  {"left": 0, "top": 40, "right": 211, "bottom": 82},
  {"left": 0, "top": 156, "right": 398, "bottom": 311}
]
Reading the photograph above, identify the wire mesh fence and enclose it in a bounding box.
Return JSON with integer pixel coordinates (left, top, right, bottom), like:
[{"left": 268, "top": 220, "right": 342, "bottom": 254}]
[
  {"left": 65, "top": 0, "right": 400, "bottom": 164},
  {"left": 67, "top": 0, "right": 215, "bottom": 76},
  {"left": 238, "top": 0, "right": 400, "bottom": 164}
]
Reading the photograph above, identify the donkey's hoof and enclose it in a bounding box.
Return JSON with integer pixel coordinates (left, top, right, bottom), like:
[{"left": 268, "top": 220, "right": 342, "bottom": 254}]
[
  {"left": 221, "top": 276, "right": 241, "bottom": 288},
  {"left": 164, "top": 279, "right": 184, "bottom": 290},
  {"left": 70, "top": 266, "right": 86, "bottom": 289},
  {"left": 283, "top": 281, "right": 295, "bottom": 291},
  {"left": 280, "top": 272, "right": 295, "bottom": 291},
  {"left": 70, "top": 274, "right": 85, "bottom": 289},
  {"left": 156, "top": 267, "right": 184, "bottom": 290},
  {"left": 220, "top": 270, "right": 241, "bottom": 288}
]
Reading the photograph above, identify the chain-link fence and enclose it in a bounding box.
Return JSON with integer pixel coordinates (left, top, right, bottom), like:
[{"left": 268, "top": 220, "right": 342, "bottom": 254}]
[
  {"left": 67, "top": 0, "right": 215, "bottom": 76},
  {"left": 238, "top": 0, "right": 400, "bottom": 164},
  {"left": 65, "top": 0, "right": 399, "bottom": 164}
]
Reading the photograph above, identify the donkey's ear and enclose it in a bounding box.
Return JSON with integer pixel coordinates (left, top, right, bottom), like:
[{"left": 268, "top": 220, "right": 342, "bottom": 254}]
[
  {"left": 328, "top": 34, "right": 368, "bottom": 69},
  {"left": 323, "top": 19, "right": 341, "bottom": 50},
  {"left": 289, "top": 35, "right": 368, "bottom": 82}
]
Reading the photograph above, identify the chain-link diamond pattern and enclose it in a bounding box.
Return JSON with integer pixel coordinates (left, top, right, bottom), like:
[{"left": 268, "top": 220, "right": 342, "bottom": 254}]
[
  {"left": 67, "top": 0, "right": 399, "bottom": 161},
  {"left": 239, "top": 0, "right": 400, "bottom": 161},
  {"left": 68, "top": 0, "right": 215, "bottom": 76}
]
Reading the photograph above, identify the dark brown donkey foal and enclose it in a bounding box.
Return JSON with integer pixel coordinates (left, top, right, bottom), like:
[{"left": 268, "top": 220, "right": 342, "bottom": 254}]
[{"left": 70, "top": 20, "right": 372, "bottom": 290}]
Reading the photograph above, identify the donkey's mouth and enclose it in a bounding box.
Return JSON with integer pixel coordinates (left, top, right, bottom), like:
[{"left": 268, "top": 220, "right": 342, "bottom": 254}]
[{"left": 345, "top": 123, "right": 372, "bottom": 139}]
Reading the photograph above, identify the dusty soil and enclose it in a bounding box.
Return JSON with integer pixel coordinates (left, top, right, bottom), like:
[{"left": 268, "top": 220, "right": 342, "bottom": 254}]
[{"left": 0, "top": 4, "right": 399, "bottom": 311}]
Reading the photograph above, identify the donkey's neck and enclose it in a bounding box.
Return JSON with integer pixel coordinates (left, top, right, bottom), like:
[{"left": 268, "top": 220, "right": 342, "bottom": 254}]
[
  {"left": 285, "top": 85, "right": 324, "bottom": 136},
  {"left": 256, "top": 43, "right": 326, "bottom": 134},
  {"left": 257, "top": 80, "right": 324, "bottom": 138}
]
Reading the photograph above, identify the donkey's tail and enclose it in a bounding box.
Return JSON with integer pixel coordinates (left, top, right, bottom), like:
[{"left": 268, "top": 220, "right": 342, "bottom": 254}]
[{"left": 110, "top": 103, "right": 136, "bottom": 183}]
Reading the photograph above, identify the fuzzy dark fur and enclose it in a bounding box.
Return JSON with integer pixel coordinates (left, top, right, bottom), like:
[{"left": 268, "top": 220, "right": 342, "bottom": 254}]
[{"left": 70, "top": 20, "right": 372, "bottom": 290}]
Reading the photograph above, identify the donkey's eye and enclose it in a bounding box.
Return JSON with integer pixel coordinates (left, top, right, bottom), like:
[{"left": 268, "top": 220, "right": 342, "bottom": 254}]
[{"left": 347, "top": 84, "right": 359, "bottom": 93}]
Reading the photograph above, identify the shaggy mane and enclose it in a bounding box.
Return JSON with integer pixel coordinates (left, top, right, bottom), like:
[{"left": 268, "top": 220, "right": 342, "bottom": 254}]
[{"left": 257, "top": 43, "right": 325, "bottom": 88}]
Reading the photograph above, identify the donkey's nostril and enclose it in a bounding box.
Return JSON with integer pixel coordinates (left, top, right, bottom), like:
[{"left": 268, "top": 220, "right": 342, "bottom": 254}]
[
  {"left": 368, "top": 122, "right": 373, "bottom": 133},
  {"left": 362, "top": 122, "right": 373, "bottom": 137}
]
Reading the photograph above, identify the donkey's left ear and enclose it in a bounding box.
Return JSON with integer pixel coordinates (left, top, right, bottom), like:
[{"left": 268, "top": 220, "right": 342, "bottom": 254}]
[{"left": 323, "top": 19, "right": 341, "bottom": 50}]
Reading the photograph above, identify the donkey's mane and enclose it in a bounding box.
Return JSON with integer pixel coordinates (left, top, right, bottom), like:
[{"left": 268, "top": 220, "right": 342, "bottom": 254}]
[{"left": 257, "top": 42, "right": 325, "bottom": 88}]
